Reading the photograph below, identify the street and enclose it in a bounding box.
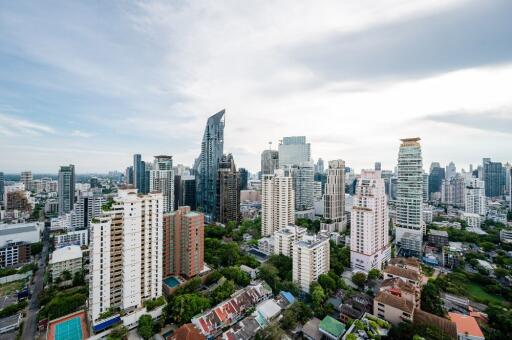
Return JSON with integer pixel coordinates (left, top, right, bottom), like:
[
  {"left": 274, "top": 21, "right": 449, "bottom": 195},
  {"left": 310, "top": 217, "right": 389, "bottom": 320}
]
[{"left": 22, "top": 228, "right": 49, "bottom": 339}]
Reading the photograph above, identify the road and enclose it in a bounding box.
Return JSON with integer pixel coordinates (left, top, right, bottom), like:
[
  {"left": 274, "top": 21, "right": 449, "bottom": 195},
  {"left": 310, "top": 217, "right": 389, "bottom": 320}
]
[{"left": 22, "top": 227, "right": 49, "bottom": 339}]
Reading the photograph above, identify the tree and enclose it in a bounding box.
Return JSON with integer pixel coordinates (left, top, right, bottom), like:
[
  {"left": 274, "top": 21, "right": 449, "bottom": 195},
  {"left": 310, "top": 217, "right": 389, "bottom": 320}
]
[
  {"left": 258, "top": 264, "right": 280, "bottom": 292},
  {"left": 310, "top": 283, "right": 326, "bottom": 307},
  {"left": 318, "top": 273, "right": 337, "bottom": 294},
  {"left": 421, "top": 281, "right": 444, "bottom": 317},
  {"left": 61, "top": 270, "right": 72, "bottom": 281},
  {"left": 137, "top": 315, "right": 154, "bottom": 340},
  {"left": 351, "top": 272, "right": 367, "bottom": 288},
  {"left": 108, "top": 325, "right": 128, "bottom": 340},
  {"left": 480, "top": 241, "right": 496, "bottom": 252},
  {"left": 72, "top": 271, "right": 85, "bottom": 286},
  {"left": 280, "top": 302, "right": 313, "bottom": 330},
  {"left": 210, "top": 280, "right": 235, "bottom": 305},
  {"left": 367, "top": 269, "right": 381, "bottom": 280},
  {"left": 168, "top": 293, "right": 210, "bottom": 325},
  {"left": 30, "top": 242, "right": 43, "bottom": 256},
  {"left": 220, "top": 267, "right": 250, "bottom": 286}
]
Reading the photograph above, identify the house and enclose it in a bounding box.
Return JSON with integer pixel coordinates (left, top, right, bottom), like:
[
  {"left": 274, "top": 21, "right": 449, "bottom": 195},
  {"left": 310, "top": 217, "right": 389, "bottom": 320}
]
[
  {"left": 319, "top": 316, "right": 346, "bottom": 340},
  {"left": 449, "top": 313, "right": 485, "bottom": 340},
  {"left": 171, "top": 323, "right": 205, "bottom": 340},
  {"left": 383, "top": 265, "right": 421, "bottom": 287},
  {"left": 240, "top": 265, "right": 259, "bottom": 280},
  {"left": 339, "top": 294, "right": 372, "bottom": 324},
  {"left": 379, "top": 277, "right": 420, "bottom": 306},
  {"left": 374, "top": 291, "right": 414, "bottom": 326},
  {"left": 388, "top": 257, "right": 421, "bottom": 274},
  {"left": 303, "top": 317, "right": 322, "bottom": 340},
  {"left": 428, "top": 230, "right": 449, "bottom": 247}
]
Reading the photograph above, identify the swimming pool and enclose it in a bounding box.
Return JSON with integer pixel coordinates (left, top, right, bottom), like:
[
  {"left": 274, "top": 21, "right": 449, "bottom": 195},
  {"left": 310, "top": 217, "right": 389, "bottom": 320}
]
[
  {"left": 54, "top": 316, "right": 83, "bottom": 340},
  {"left": 163, "top": 276, "right": 181, "bottom": 288}
]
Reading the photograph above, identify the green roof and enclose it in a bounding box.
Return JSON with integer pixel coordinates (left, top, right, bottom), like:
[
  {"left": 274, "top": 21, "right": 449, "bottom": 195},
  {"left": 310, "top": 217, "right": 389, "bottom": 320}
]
[{"left": 319, "top": 316, "right": 346, "bottom": 338}]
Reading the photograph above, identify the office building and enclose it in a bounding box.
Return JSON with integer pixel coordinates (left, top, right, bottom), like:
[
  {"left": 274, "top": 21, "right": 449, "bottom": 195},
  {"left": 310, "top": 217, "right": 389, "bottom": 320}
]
[
  {"left": 58, "top": 165, "right": 75, "bottom": 215},
  {"left": 261, "top": 149, "right": 279, "bottom": 176},
  {"left": 72, "top": 191, "right": 106, "bottom": 230},
  {"left": 239, "top": 168, "right": 248, "bottom": 191},
  {"left": 395, "top": 138, "right": 424, "bottom": 256},
  {"left": 350, "top": 170, "right": 391, "bottom": 272},
  {"left": 441, "top": 175, "right": 465, "bottom": 207},
  {"left": 194, "top": 110, "right": 225, "bottom": 222},
  {"left": 133, "top": 154, "right": 148, "bottom": 194},
  {"left": 465, "top": 178, "right": 486, "bottom": 216},
  {"left": 20, "top": 171, "right": 32, "bottom": 191},
  {"left": 292, "top": 235, "right": 330, "bottom": 292},
  {"left": 446, "top": 162, "right": 456, "bottom": 180},
  {"left": 149, "top": 155, "right": 175, "bottom": 213},
  {"left": 49, "top": 245, "right": 82, "bottom": 282},
  {"left": 273, "top": 225, "right": 307, "bottom": 257},
  {"left": 179, "top": 176, "right": 196, "bottom": 210},
  {"left": 323, "top": 160, "right": 346, "bottom": 232},
  {"left": 483, "top": 158, "right": 506, "bottom": 197},
  {"left": 374, "top": 162, "right": 382, "bottom": 171},
  {"left": 278, "top": 136, "right": 311, "bottom": 166},
  {"left": 313, "top": 181, "right": 323, "bottom": 200},
  {"left": 89, "top": 188, "right": 163, "bottom": 322},
  {"left": 261, "top": 170, "right": 295, "bottom": 236},
  {"left": 216, "top": 154, "right": 240, "bottom": 224},
  {"left": 283, "top": 162, "right": 315, "bottom": 219},
  {"left": 428, "top": 164, "right": 445, "bottom": 197},
  {"left": 125, "top": 166, "right": 134, "bottom": 185},
  {"left": 163, "top": 206, "right": 204, "bottom": 278},
  {"left": 316, "top": 158, "right": 325, "bottom": 174}
]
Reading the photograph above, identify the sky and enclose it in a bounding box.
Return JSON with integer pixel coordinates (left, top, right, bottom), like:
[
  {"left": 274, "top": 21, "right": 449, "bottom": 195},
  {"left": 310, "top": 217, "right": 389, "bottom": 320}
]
[{"left": 1, "top": 0, "right": 512, "bottom": 174}]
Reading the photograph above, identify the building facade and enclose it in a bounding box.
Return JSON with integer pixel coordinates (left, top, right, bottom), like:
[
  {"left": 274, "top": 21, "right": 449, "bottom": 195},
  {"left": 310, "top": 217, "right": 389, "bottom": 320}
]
[
  {"left": 465, "top": 178, "right": 486, "bottom": 216},
  {"left": 261, "top": 170, "right": 295, "bottom": 236},
  {"left": 292, "top": 235, "right": 330, "bottom": 292},
  {"left": 216, "top": 154, "right": 240, "bottom": 224},
  {"left": 149, "top": 155, "right": 175, "bottom": 213},
  {"left": 261, "top": 149, "right": 279, "bottom": 176},
  {"left": 278, "top": 136, "right": 311, "bottom": 167},
  {"left": 20, "top": 171, "right": 32, "bottom": 191},
  {"left": 58, "top": 164, "right": 75, "bottom": 215},
  {"left": 483, "top": 158, "right": 506, "bottom": 198},
  {"left": 273, "top": 225, "right": 307, "bottom": 257},
  {"left": 323, "top": 160, "right": 346, "bottom": 232},
  {"left": 283, "top": 162, "right": 315, "bottom": 218}
]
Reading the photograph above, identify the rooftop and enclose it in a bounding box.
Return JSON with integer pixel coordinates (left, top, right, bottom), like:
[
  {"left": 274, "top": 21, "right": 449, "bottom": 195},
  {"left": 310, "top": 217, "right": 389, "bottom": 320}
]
[
  {"left": 414, "top": 309, "right": 457, "bottom": 339},
  {"left": 303, "top": 318, "right": 322, "bottom": 340},
  {"left": 0, "top": 225, "right": 38, "bottom": 236},
  {"left": 50, "top": 245, "right": 82, "bottom": 264},
  {"left": 429, "top": 229, "right": 449, "bottom": 237},
  {"left": 374, "top": 291, "right": 414, "bottom": 314},
  {"left": 319, "top": 315, "right": 346, "bottom": 338},
  {"left": 171, "top": 323, "right": 205, "bottom": 340},
  {"left": 384, "top": 265, "right": 420, "bottom": 282},
  {"left": 449, "top": 313, "right": 484, "bottom": 338}
]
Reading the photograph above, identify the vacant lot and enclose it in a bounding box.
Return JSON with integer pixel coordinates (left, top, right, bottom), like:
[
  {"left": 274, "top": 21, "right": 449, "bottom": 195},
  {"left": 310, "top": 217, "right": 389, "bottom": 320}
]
[
  {"left": 466, "top": 282, "right": 504, "bottom": 305},
  {"left": 0, "top": 280, "right": 25, "bottom": 296}
]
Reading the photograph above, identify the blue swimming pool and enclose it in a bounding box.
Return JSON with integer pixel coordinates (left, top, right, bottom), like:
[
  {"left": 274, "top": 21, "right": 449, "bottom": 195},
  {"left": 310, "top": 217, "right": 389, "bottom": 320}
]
[{"left": 163, "top": 276, "right": 181, "bottom": 288}]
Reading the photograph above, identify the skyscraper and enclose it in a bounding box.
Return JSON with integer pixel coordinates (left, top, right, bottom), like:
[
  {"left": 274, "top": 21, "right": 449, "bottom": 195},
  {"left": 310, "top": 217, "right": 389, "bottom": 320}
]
[
  {"left": 465, "top": 178, "right": 486, "bottom": 216},
  {"left": 422, "top": 172, "right": 429, "bottom": 202},
  {"left": 20, "top": 171, "right": 33, "bottom": 191},
  {"left": 374, "top": 162, "right": 382, "bottom": 171},
  {"left": 163, "top": 206, "right": 204, "bottom": 278},
  {"left": 149, "top": 155, "right": 175, "bottom": 213},
  {"left": 278, "top": 136, "right": 311, "bottom": 166},
  {"left": 350, "top": 170, "right": 390, "bottom": 272},
  {"left": 125, "top": 166, "right": 134, "bottom": 185},
  {"left": 315, "top": 158, "right": 325, "bottom": 174},
  {"left": 428, "top": 164, "right": 445, "bottom": 196},
  {"left": 239, "top": 168, "right": 249, "bottom": 190},
  {"left": 0, "top": 172, "right": 4, "bottom": 206},
  {"left": 216, "top": 154, "right": 240, "bottom": 224},
  {"left": 395, "top": 138, "right": 423, "bottom": 256},
  {"left": 483, "top": 158, "right": 506, "bottom": 197},
  {"left": 323, "top": 160, "right": 346, "bottom": 232},
  {"left": 446, "top": 162, "right": 456, "bottom": 180},
  {"left": 133, "top": 154, "right": 144, "bottom": 192},
  {"left": 261, "top": 170, "right": 295, "bottom": 236},
  {"left": 89, "top": 188, "right": 163, "bottom": 322},
  {"left": 58, "top": 165, "right": 75, "bottom": 215},
  {"left": 72, "top": 191, "right": 106, "bottom": 230},
  {"left": 283, "top": 162, "right": 315, "bottom": 219},
  {"left": 261, "top": 149, "right": 279, "bottom": 176},
  {"left": 194, "top": 110, "right": 225, "bottom": 221}
]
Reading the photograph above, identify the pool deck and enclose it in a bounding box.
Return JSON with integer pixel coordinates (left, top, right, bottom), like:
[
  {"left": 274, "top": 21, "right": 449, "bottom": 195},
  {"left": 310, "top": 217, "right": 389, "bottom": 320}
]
[{"left": 47, "top": 310, "right": 89, "bottom": 340}]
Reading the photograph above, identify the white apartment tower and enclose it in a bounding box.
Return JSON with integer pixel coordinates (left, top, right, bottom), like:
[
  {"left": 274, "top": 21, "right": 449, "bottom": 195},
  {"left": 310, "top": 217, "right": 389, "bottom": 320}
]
[
  {"left": 273, "top": 225, "right": 307, "bottom": 257},
  {"left": 323, "top": 160, "right": 346, "bottom": 232},
  {"left": 350, "top": 170, "right": 391, "bottom": 272},
  {"left": 89, "top": 188, "right": 163, "bottom": 323},
  {"left": 395, "top": 138, "right": 424, "bottom": 256},
  {"left": 261, "top": 170, "right": 295, "bottom": 236},
  {"left": 149, "top": 155, "right": 174, "bottom": 213},
  {"left": 465, "top": 178, "right": 486, "bottom": 216},
  {"left": 292, "top": 235, "right": 330, "bottom": 292},
  {"left": 20, "top": 171, "right": 33, "bottom": 191}
]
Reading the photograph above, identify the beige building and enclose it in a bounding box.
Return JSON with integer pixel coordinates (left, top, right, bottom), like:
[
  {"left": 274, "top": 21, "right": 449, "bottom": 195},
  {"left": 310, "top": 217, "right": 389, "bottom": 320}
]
[
  {"left": 273, "top": 225, "right": 307, "bottom": 257},
  {"left": 49, "top": 245, "right": 82, "bottom": 282},
  {"left": 322, "top": 160, "right": 346, "bottom": 232},
  {"left": 261, "top": 170, "right": 295, "bottom": 236},
  {"left": 374, "top": 291, "right": 414, "bottom": 326},
  {"left": 383, "top": 264, "right": 422, "bottom": 287},
  {"left": 292, "top": 235, "right": 330, "bottom": 292}
]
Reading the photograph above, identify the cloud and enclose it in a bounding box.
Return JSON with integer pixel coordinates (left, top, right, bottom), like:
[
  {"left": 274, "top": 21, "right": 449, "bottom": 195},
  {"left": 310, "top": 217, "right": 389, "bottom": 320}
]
[
  {"left": 0, "top": 113, "right": 55, "bottom": 136},
  {"left": 292, "top": 0, "right": 512, "bottom": 82},
  {"left": 423, "top": 109, "right": 512, "bottom": 135},
  {"left": 71, "top": 130, "right": 93, "bottom": 138}
]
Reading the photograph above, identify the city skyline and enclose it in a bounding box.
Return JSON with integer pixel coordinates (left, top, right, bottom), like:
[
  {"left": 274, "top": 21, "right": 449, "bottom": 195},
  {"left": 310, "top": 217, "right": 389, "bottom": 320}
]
[{"left": 1, "top": 1, "right": 512, "bottom": 173}]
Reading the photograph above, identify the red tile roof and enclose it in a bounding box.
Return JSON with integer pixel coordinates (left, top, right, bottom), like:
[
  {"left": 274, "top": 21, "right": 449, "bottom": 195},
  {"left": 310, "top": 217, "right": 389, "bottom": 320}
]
[{"left": 449, "top": 313, "right": 484, "bottom": 338}]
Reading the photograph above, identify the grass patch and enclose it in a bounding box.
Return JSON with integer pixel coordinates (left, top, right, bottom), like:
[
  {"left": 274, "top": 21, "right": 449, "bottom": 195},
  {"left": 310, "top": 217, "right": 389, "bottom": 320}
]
[
  {"left": 0, "top": 280, "right": 26, "bottom": 295},
  {"left": 466, "top": 283, "right": 504, "bottom": 305}
]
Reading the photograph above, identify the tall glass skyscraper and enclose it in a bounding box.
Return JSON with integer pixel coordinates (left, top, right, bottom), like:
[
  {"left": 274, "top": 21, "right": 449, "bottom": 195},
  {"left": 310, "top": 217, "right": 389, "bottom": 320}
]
[
  {"left": 58, "top": 164, "right": 75, "bottom": 215},
  {"left": 483, "top": 158, "right": 506, "bottom": 198},
  {"left": 0, "top": 172, "right": 4, "bottom": 206},
  {"left": 395, "top": 138, "right": 423, "bottom": 257},
  {"left": 278, "top": 136, "right": 311, "bottom": 166},
  {"left": 194, "top": 110, "right": 225, "bottom": 221}
]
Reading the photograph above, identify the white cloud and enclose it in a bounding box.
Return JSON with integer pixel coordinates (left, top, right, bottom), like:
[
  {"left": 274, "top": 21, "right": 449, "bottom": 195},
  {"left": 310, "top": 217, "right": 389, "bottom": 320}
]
[
  {"left": 71, "top": 130, "right": 94, "bottom": 138},
  {"left": 0, "top": 113, "right": 55, "bottom": 136}
]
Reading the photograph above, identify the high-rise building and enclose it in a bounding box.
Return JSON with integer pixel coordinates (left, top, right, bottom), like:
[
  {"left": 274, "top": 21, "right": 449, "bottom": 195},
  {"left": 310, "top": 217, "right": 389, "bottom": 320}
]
[
  {"left": 292, "top": 235, "right": 330, "bottom": 292},
  {"left": 133, "top": 154, "right": 145, "bottom": 193},
  {"left": 483, "top": 158, "right": 506, "bottom": 197},
  {"left": 446, "top": 162, "right": 456, "bottom": 180},
  {"left": 395, "top": 138, "right": 423, "bottom": 256},
  {"left": 239, "top": 168, "right": 249, "bottom": 191},
  {"left": 0, "top": 172, "right": 4, "bottom": 206},
  {"left": 89, "top": 189, "right": 163, "bottom": 322},
  {"left": 374, "top": 162, "right": 382, "bottom": 171},
  {"left": 315, "top": 158, "right": 325, "bottom": 174},
  {"left": 441, "top": 175, "right": 465, "bottom": 208},
  {"left": 278, "top": 136, "right": 311, "bottom": 167},
  {"left": 72, "top": 191, "right": 106, "bottom": 230},
  {"left": 422, "top": 173, "right": 429, "bottom": 202},
  {"left": 322, "top": 160, "right": 346, "bottom": 232},
  {"left": 283, "top": 162, "right": 315, "bottom": 219},
  {"left": 465, "top": 178, "right": 486, "bottom": 216},
  {"left": 125, "top": 166, "right": 134, "bottom": 185},
  {"left": 194, "top": 110, "right": 225, "bottom": 222},
  {"left": 163, "top": 206, "right": 204, "bottom": 278},
  {"left": 20, "top": 171, "right": 33, "bottom": 191},
  {"left": 149, "top": 155, "right": 175, "bottom": 213},
  {"left": 261, "top": 149, "right": 279, "bottom": 176},
  {"left": 350, "top": 170, "right": 390, "bottom": 272},
  {"left": 216, "top": 154, "right": 240, "bottom": 224},
  {"left": 58, "top": 165, "right": 75, "bottom": 216},
  {"left": 273, "top": 225, "right": 307, "bottom": 257},
  {"left": 428, "top": 164, "right": 445, "bottom": 196},
  {"left": 179, "top": 176, "right": 196, "bottom": 210},
  {"left": 261, "top": 170, "right": 295, "bottom": 236}
]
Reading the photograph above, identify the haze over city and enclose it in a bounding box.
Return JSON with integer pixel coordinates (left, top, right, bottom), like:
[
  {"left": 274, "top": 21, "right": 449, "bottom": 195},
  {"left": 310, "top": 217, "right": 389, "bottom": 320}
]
[{"left": 1, "top": 0, "right": 512, "bottom": 173}]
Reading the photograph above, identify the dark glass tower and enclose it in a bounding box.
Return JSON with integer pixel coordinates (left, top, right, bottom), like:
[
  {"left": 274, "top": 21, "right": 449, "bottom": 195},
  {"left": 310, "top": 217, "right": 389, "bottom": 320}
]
[
  {"left": 483, "top": 158, "right": 506, "bottom": 197},
  {"left": 194, "top": 110, "right": 225, "bottom": 222}
]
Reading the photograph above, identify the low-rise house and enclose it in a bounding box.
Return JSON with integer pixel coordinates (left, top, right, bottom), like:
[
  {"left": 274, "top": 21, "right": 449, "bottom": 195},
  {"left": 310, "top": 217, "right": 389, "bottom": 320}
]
[
  {"left": 171, "top": 323, "right": 205, "bottom": 340},
  {"left": 383, "top": 265, "right": 421, "bottom": 287},
  {"left": 339, "top": 293, "right": 372, "bottom": 324},
  {"left": 374, "top": 291, "right": 414, "bottom": 326},
  {"left": 303, "top": 317, "right": 322, "bottom": 340},
  {"left": 379, "top": 278, "right": 420, "bottom": 306},
  {"left": 319, "top": 315, "right": 346, "bottom": 340},
  {"left": 388, "top": 257, "right": 421, "bottom": 273},
  {"left": 449, "top": 313, "right": 485, "bottom": 340},
  {"left": 428, "top": 230, "right": 449, "bottom": 247}
]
